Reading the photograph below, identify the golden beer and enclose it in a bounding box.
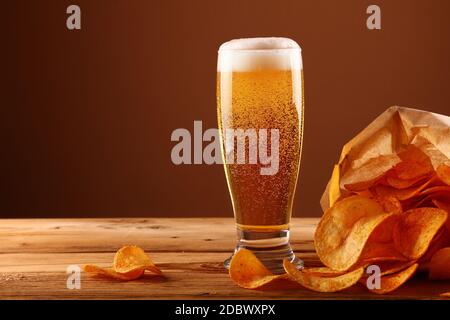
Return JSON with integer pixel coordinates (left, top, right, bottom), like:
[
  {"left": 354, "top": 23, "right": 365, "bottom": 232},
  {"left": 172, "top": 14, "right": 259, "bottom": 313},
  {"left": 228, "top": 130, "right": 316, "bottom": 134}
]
[
  {"left": 217, "top": 38, "right": 304, "bottom": 272},
  {"left": 217, "top": 70, "right": 303, "bottom": 230}
]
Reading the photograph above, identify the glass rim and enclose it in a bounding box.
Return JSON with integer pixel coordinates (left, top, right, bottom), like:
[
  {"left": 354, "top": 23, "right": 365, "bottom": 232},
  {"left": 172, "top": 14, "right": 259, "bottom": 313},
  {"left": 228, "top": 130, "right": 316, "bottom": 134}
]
[{"left": 218, "top": 47, "right": 302, "bottom": 54}]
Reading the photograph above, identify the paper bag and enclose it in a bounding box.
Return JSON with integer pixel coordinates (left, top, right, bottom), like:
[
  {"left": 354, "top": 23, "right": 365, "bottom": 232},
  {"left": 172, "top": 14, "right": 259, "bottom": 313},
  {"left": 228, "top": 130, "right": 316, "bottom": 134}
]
[{"left": 320, "top": 106, "right": 450, "bottom": 211}]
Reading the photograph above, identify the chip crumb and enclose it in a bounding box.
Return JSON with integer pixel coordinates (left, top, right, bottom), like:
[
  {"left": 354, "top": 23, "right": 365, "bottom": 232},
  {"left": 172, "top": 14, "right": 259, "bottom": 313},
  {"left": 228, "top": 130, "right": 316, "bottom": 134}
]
[{"left": 0, "top": 273, "right": 25, "bottom": 283}]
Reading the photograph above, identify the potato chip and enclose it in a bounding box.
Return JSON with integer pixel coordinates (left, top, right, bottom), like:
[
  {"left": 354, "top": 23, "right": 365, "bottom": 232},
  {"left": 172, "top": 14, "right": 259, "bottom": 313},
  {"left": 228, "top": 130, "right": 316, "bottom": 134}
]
[
  {"left": 315, "top": 195, "right": 394, "bottom": 271},
  {"left": 412, "top": 194, "right": 439, "bottom": 209},
  {"left": 429, "top": 247, "right": 450, "bottom": 280},
  {"left": 283, "top": 259, "right": 364, "bottom": 293},
  {"left": 418, "top": 228, "right": 450, "bottom": 264},
  {"left": 406, "top": 187, "right": 449, "bottom": 210},
  {"left": 386, "top": 174, "right": 429, "bottom": 190},
  {"left": 373, "top": 176, "right": 437, "bottom": 201},
  {"left": 365, "top": 263, "right": 418, "bottom": 294},
  {"left": 300, "top": 266, "right": 347, "bottom": 277},
  {"left": 433, "top": 199, "right": 450, "bottom": 212},
  {"left": 355, "top": 189, "right": 375, "bottom": 198},
  {"left": 419, "top": 186, "right": 450, "bottom": 197},
  {"left": 365, "top": 212, "right": 402, "bottom": 243},
  {"left": 359, "top": 242, "right": 407, "bottom": 263},
  {"left": 441, "top": 292, "right": 450, "bottom": 297},
  {"left": 113, "top": 245, "right": 162, "bottom": 275},
  {"left": 84, "top": 245, "right": 161, "bottom": 281},
  {"left": 375, "top": 260, "right": 417, "bottom": 276},
  {"left": 432, "top": 199, "right": 450, "bottom": 232},
  {"left": 436, "top": 164, "right": 450, "bottom": 186},
  {"left": 394, "top": 145, "right": 434, "bottom": 180},
  {"left": 394, "top": 161, "right": 430, "bottom": 181},
  {"left": 84, "top": 264, "right": 144, "bottom": 281},
  {"left": 393, "top": 208, "right": 448, "bottom": 259},
  {"left": 360, "top": 261, "right": 416, "bottom": 289},
  {"left": 376, "top": 197, "right": 403, "bottom": 216},
  {"left": 228, "top": 249, "right": 286, "bottom": 289}
]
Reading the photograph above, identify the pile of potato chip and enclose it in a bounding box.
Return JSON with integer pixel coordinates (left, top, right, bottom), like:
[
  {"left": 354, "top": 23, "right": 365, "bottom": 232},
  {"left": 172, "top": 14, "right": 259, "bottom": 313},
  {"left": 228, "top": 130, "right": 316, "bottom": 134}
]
[
  {"left": 313, "top": 147, "right": 450, "bottom": 294},
  {"left": 229, "top": 248, "right": 368, "bottom": 293},
  {"left": 84, "top": 245, "right": 162, "bottom": 280},
  {"left": 229, "top": 148, "right": 450, "bottom": 295}
]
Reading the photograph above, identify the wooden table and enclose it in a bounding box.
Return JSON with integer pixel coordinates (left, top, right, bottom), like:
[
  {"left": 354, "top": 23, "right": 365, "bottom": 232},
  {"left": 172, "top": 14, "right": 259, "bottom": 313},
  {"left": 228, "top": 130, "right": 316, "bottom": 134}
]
[{"left": 0, "top": 218, "right": 448, "bottom": 300}]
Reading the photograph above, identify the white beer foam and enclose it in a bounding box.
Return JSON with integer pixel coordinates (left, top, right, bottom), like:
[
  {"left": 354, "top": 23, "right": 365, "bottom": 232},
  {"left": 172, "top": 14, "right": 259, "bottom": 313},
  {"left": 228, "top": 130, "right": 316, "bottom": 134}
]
[
  {"left": 218, "top": 37, "right": 302, "bottom": 72},
  {"left": 219, "top": 37, "right": 300, "bottom": 51}
]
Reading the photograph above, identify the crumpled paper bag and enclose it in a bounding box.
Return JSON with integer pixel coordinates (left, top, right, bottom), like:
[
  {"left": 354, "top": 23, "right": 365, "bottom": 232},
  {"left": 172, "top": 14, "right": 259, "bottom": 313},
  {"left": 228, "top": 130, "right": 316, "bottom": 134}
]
[{"left": 320, "top": 106, "right": 450, "bottom": 211}]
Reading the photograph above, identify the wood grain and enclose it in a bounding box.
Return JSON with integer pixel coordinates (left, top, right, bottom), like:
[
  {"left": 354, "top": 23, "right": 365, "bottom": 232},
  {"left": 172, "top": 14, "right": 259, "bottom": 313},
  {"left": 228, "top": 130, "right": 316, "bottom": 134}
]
[
  {"left": 0, "top": 218, "right": 317, "bottom": 253},
  {"left": 0, "top": 218, "right": 448, "bottom": 299}
]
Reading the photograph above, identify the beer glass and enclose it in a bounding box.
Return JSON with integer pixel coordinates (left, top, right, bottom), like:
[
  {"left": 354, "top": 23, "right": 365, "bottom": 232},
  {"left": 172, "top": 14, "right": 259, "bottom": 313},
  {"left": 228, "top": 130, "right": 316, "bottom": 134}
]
[{"left": 217, "top": 38, "right": 304, "bottom": 273}]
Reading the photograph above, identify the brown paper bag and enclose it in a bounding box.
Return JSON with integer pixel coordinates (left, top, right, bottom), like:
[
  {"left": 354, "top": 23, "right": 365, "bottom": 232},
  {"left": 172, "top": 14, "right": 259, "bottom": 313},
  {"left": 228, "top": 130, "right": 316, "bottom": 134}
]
[{"left": 320, "top": 106, "right": 450, "bottom": 211}]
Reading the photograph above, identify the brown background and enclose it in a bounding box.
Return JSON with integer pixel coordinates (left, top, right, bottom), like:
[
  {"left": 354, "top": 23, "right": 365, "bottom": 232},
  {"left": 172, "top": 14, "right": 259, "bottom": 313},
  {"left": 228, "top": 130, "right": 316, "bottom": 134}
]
[{"left": 2, "top": 0, "right": 449, "bottom": 218}]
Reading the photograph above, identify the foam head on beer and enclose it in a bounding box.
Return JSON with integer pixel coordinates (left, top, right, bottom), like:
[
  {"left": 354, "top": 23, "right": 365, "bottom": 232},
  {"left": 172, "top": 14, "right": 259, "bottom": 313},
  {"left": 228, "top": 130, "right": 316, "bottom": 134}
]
[{"left": 218, "top": 37, "right": 302, "bottom": 72}]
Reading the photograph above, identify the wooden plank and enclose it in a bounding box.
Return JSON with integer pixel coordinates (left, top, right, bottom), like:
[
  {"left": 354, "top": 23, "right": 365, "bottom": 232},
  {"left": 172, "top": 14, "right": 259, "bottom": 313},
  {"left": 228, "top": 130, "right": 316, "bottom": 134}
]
[
  {"left": 0, "top": 252, "right": 322, "bottom": 273},
  {"left": 0, "top": 218, "right": 449, "bottom": 299},
  {"left": 0, "top": 252, "right": 450, "bottom": 299},
  {"left": 0, "top": 252, "right": 448, "bottom": 300},
  {"left": 0, "top": 218, "right": 317, "bottom": 253}
]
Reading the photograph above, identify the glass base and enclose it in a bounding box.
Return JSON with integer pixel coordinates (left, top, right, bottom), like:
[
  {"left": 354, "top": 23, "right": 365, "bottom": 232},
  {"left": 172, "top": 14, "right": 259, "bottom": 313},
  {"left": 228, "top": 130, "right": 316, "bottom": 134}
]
[{"left": 224, "top": 228, "right": 303, "bottom": 274}]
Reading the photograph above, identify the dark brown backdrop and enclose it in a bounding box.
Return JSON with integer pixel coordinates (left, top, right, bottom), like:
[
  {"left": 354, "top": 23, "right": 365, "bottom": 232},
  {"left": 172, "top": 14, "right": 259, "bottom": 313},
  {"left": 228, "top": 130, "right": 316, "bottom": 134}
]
[{"left": 2, "top": 0, "right": 449, "bottom": 218}]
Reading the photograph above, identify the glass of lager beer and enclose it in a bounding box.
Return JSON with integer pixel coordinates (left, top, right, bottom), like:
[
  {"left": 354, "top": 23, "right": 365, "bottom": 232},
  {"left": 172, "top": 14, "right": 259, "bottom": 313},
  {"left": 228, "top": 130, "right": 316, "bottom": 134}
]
[{"left": 217, "top": 38, "right": 304, "bottom": 273}]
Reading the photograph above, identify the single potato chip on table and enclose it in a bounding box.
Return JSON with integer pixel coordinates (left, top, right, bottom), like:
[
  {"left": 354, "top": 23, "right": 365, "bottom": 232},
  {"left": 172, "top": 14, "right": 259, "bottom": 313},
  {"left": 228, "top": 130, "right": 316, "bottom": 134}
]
[
  {"left": 228, "top": 249, "right": 287, "bottom": 289},
  {"left": 113, "top": 245, "right": 162, "bottom": 275},
  {"left": 84, "top": 264, "right": 144, "bottom": 281},
  {"left": 84, "top": 245, "right": 161, "bottom": 281}
]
